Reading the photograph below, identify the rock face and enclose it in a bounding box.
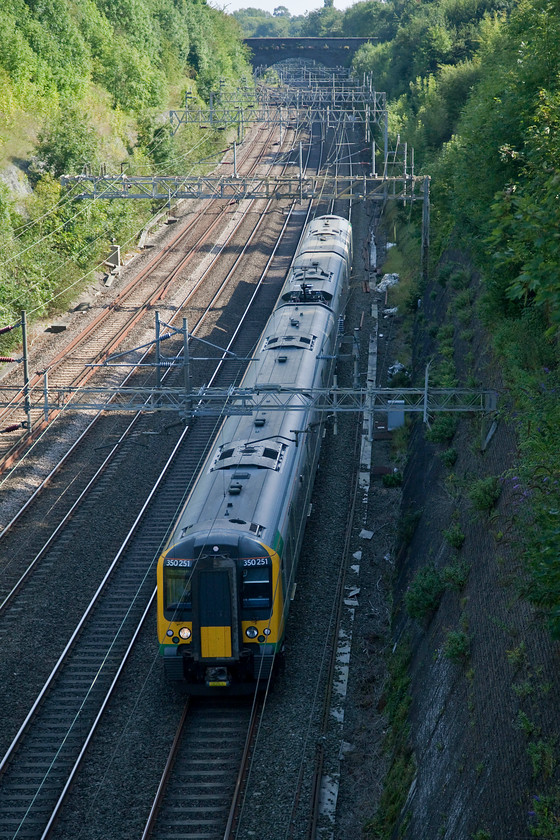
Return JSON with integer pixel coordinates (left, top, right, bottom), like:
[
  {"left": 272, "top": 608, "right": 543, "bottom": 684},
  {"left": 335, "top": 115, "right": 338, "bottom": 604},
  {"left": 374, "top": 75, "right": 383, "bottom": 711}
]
[
  {"left": 389, "top": 271, "right": 560, "bottom": 840},
  {"left": 0, "top": 164, "right": 33, "bottom": 198}
]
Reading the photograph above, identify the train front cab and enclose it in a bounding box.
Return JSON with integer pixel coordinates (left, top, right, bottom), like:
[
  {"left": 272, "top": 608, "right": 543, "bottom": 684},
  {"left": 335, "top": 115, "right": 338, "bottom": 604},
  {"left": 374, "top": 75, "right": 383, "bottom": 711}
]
[{"left": 157, "top": 533, "right": 284, "bottom": 694}]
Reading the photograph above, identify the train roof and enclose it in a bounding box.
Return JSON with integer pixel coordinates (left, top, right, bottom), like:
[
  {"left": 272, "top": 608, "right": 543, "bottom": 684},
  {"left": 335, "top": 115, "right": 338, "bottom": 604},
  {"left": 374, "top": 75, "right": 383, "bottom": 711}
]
[{"left": 296, "top": 215, "right": 352, "bottom": 260}]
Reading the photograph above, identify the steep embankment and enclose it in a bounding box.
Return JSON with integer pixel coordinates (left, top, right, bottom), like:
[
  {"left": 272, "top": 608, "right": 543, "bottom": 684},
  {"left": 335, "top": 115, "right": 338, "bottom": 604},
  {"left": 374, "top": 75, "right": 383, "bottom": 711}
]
[
  {"left": 387, "top": 260, "right": 560, "bottom": 839},
  {"left": 0, "top": 0, "right": 251, "bottom": 351}
]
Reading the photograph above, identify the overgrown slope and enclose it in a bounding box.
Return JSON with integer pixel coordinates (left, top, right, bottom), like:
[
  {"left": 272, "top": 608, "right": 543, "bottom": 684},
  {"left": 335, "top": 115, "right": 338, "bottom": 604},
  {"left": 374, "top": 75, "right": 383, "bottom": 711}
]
[
  {"left": 0, "top": 0, "right": 251, "bottom": 341},
  {"left": 349, "top": 0, "right": 560, "bottom": 836}
]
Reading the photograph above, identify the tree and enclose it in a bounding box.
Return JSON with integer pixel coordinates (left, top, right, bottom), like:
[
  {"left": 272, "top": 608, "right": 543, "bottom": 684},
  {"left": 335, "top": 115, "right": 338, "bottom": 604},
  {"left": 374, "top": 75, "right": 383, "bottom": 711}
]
[{"left": 37, "top": 108, "right": 99, "bottom": 177}]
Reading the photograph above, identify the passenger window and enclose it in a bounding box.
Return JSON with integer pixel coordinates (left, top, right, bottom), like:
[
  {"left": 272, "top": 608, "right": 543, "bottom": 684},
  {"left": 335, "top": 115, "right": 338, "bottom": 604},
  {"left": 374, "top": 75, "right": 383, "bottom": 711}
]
[{"left": 242, "top": 566, "right": 272, "bottom": 609}]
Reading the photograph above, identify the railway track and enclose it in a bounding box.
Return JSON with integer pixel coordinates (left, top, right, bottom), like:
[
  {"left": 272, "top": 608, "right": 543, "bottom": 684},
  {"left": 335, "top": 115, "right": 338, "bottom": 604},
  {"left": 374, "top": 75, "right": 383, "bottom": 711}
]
[
  {"left": 0, "top": 107, "right": 367, "bottom": 840},
  {"left": 0, "top": 122, "right": 284, "bottom": 472},
  {"left": 0, "top": 135, "right": 312, "bottom": 607},
  {"left": 0, "top": 114, "right": 322, "bottom": 608},
  {"left": 142, "top": 698, "right": 260, "bottom": 840},
  {"left": 0, "top": 174, "right": 312, "bottom": 839}
]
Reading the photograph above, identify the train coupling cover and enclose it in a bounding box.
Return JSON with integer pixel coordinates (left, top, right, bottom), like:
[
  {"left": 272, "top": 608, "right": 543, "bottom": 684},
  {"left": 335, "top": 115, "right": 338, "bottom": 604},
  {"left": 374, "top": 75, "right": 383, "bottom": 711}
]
[{"left": 206, "top": 666, "right": 230, "bottom": 688}]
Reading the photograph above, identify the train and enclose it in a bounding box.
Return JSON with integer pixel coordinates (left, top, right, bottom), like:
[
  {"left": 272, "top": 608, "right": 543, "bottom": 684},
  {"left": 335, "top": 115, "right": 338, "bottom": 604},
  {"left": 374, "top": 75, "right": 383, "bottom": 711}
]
[{"left": 156, "top": 214, "right": 353, "bottom": 693}]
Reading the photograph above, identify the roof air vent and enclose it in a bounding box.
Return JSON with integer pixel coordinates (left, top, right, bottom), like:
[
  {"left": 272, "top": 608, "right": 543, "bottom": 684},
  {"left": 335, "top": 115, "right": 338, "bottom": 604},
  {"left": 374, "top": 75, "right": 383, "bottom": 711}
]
[{"left": 229, "top": 483, "right": 242, "bottom": 495}]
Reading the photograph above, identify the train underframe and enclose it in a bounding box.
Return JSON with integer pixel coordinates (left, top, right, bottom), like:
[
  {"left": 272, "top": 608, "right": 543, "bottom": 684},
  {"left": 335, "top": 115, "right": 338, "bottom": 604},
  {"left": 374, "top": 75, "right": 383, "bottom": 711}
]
[{"left": 162, "top": 643, "right": 277, "bottom": 695}]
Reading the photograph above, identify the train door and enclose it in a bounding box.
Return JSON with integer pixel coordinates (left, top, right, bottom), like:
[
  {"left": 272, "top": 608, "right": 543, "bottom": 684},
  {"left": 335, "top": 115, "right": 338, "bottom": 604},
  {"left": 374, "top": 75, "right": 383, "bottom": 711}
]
[{"left": 192, "top": 562, "right": 239, "bottom": 661}]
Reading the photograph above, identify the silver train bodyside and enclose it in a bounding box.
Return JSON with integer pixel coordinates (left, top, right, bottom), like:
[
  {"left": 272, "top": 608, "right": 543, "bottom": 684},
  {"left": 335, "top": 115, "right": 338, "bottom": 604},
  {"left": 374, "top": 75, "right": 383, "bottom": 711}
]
[{"left": 156, "top": 215, "right": 353, "bottom": 692}]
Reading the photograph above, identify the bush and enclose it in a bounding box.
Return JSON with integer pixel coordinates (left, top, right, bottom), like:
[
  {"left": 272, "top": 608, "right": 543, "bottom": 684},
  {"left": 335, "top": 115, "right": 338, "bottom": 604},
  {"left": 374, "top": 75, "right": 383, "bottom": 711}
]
[
  {"left": 450, "top": 268, "right": 472, "bottom": 289},
  {"left": 442, "top": 561, "right": 470, "bottom": 589},
  {"left": 398, "top": 508, "right": 423, "bottom": 547},
  {"left": 37, "top": 108, "right": 99, "bottom": 177},
  {"left": 454, "top": 288, "right": 474, "bottom": 311},
  {"left": 468, "top": 476, "right": 501, "bottom": 512},
  {"left": 405, "top": 565, "right": 445, "bottom": 621},
  {"left": 444, "top": 629, "right": 471, "bottom": 663},
  {"left": 383, "top": 470, "right": 403, "bottom": 487},
  {"left": 443, "top": 522, "right": 465, "bottom": 549},
  {"left": 441, "top": 447, "right": 458, "bottom": 467},
  {"left": 426, "top": 414, "right": 458, "bottom": 443}
]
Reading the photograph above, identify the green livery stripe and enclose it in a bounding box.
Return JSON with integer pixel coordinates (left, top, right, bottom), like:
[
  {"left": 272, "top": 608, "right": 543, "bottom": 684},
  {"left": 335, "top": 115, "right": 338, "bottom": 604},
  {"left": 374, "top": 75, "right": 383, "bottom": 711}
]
[{"left": 271, "top": 530, "right": 284, "bottom": 555}]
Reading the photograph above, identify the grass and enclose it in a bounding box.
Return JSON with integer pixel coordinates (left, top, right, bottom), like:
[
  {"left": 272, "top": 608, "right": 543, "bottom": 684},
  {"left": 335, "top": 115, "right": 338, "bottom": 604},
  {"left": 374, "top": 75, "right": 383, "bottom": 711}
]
[
  {"left": 527, "top": 740, "right": 556, "bottom": 779},
  {"left": 391, "top": 423, "right": 410, "bottom": 457},
  {"left": 506, "top": 642, "right": 527, "bottom": 669},
  {"left": 516, "top": 710, "right": 539, "bottom": 737}
]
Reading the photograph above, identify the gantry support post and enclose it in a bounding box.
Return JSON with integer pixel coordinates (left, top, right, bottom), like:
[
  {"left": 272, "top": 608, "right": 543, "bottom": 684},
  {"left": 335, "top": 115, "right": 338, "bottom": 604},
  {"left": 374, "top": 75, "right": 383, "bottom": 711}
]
[
  {"left": 21, "top": 310, "right": 31, "bottom": 433},
  {"left": 421, "top": 176, "right": 430, "bottom": 281},
  {"left": 155, "top": 311, "right": 161, "bottom": 394},
  {"left": 183, "top": 318, "right": 191, "bottom": 417}
]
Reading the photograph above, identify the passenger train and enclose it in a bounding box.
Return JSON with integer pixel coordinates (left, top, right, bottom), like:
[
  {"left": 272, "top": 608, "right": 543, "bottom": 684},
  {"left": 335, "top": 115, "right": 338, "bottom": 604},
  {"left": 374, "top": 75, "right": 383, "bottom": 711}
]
[{"left": 156, "top": 215, "right": 353, "bottom": 693}]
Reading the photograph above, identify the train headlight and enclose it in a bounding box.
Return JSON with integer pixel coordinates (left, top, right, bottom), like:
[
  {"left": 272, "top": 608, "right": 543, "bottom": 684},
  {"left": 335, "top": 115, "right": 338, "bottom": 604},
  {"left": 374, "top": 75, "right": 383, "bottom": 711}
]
[
  {"left": 263, "top": 628, "right": 271, "bottom": 636},
  {"left": 179, "top": 627, "right": 192, "bottom": 640},
  {"left": 245, "top": 626, "right": 258, "bottom": 639}
]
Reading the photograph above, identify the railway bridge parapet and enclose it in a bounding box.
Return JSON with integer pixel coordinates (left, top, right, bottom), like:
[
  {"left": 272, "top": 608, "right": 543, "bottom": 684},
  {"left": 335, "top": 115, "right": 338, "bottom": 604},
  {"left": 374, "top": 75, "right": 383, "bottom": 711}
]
[{"left": 243, "top": 37, "right": 374, "bottom": 69}]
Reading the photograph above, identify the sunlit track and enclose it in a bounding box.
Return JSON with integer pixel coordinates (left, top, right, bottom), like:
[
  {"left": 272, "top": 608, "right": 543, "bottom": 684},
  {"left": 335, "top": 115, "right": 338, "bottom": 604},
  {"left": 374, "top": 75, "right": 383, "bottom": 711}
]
[
  {"left": 0, "top": 121, "right": 303, "bottom": 526},
  {"left": 0, "top": 185, "right": 303, "bottom": 610},
  {"left": 0, "top": 197, "right": 306, "bottom": 840},
  {"left": 0, "top": 123, "right": 281, "bottom": 472},
  {"left": 0, "top": 73, "right": 370, "bottom": 840},
  {"left": 0, "top": 133, "right": 315, "bottom": 613}
]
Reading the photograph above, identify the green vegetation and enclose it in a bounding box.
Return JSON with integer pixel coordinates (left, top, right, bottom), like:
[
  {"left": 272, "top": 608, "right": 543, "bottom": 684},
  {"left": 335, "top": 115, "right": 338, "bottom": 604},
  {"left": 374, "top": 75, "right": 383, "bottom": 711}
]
[
  {"left": 405, "top": 563, "right": 445, "bottom": 621},
  {"left": 425, "top": 414, "right": 458, "bottom": 443},
  {"left": 468, "top": 476, "right": 502, "bottom": 513},
  {"left": 350, "top": 0, "right": 560, "bottom": 635},
  {"left": 443, "top": 628, "right": 471, "bottom": 663},
  {"left": 440, "top": 447, "right": 458, "bottom": 467},
  {"left": 383, "top": 470, "right": 403, "bottom": 487},
  {"left": 528, "top": 792, "right": 560, "bottom": 838},
  {"left": 232, "top": 6, "right": 305, "bottom": 36},
  {"left": 443, "top": 522, "right": 465, "bottom": 550},
  {"left": 406, "top": 559, "right": 470, "bottom": 622},
  {"left": 364, "top": 640, "right": 415, "bottom": 839},
  {"left": 0, "top": 0, "right": 252, "bottom": 342},
  {"left": 441, "top": 560, "right": 470, "bottom": 589},
  {"left": 398, "top": 508, "right": 423, "bottom": 548},
  {"left": 527, "top": 740, "right": 556, "bottom": 781}
]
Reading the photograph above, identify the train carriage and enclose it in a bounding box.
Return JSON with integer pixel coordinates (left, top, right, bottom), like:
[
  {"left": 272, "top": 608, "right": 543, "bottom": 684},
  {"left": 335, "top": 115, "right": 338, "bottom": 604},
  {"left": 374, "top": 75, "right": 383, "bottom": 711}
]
[{"left": 156, "top": 215, "right": 352, "bottom": 693}]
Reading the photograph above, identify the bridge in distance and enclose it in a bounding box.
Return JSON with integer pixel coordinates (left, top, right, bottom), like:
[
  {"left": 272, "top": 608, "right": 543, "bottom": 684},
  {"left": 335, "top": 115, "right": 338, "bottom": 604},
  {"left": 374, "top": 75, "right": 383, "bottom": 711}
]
[{"left": 243, "top": 37, "right": 374, "bottom": 68}]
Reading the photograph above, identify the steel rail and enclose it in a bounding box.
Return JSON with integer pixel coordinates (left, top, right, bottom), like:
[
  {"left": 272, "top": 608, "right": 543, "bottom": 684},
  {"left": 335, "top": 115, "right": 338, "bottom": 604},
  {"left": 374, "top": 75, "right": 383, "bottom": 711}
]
[
  {"left": 0, "top": 162, "right": 311, "bottom": 840},
  {"left": 40, "top": 198, "right": 301, "bottom": 836},
  {"left": 0, "top": 123, "right": 281, "bottom": 470},
  {"left": 0, "top": 128, "right": 300, "bottom": 616}
]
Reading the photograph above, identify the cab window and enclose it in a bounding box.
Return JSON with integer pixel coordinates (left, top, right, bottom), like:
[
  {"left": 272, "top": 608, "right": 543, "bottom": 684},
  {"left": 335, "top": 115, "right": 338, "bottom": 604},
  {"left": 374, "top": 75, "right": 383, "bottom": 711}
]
[
  {"left": 242, "top": 565, "right": 272, "bottom": 609},
  {"left": 164, "top": 568, "right": 192, "bottom": 617}
]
